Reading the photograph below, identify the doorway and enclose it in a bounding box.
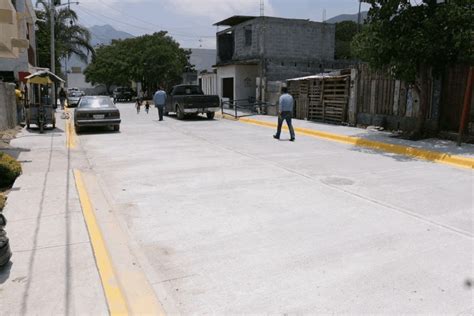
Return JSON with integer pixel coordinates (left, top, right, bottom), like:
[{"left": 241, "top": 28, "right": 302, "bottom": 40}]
[{"left": 222, "top": 77, "right": 234, "bottom": 100}]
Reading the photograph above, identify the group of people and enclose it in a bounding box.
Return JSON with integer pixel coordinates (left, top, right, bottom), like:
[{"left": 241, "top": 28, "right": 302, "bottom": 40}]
[
  {"left": 135, "top": 87, "right": 167, "bottom": 121},
  {"left": 133, "top": 86, "right": 296, "bottom": 141}
]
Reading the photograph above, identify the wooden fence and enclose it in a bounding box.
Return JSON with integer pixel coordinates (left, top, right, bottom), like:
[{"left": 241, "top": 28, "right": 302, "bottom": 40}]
[{"left": 285, "top": 64, "right": 471, "bottom": 133}]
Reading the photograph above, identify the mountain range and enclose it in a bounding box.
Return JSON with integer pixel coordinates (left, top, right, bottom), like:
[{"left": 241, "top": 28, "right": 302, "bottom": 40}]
[
  {"left": 88, "top": 25, "right": 134, "bottom": 46},
  {"left": 326, "top": 11, "right": 368, "bottom": 24}
]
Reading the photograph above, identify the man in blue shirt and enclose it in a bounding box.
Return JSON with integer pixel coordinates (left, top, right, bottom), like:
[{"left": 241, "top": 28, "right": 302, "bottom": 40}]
[
  {"left": 153, "top": 86, "right": 167, "bottom": 121},
  {"left": 274, "top": 87, "right": 295, "bottom": 141}
]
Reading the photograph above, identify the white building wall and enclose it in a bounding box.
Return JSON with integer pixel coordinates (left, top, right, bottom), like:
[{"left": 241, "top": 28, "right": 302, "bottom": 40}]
[
  {"left": 234, "top": 65, "right": 258, "bottom": 101},
  {"left": 217, "top": 65, "right": 236, "bottom": 100},
  {"left": 217, "top": 64, "right": 259, "bottom": 101},
  {"left": 200, "top": 73, "right": 217, "bottom": 95}
]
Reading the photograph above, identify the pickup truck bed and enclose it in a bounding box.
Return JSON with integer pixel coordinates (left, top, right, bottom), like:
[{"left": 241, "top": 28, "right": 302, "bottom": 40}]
[{"left": 165, "top": 85, "right": 220, "bottom": 119}]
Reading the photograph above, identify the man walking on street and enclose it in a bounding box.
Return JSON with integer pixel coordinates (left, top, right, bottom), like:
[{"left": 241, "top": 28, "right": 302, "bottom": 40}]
[
  {"left": 153, "top": 86, "right": 167, "bottom": 121},
  {"left": 274, "top": 87, "right": 295, "bottom": 141}
]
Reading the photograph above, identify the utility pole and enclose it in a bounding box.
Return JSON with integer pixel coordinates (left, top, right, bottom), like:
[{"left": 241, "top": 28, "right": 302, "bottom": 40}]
[
  {"left": 259, "top": 0, "right": 266, "bottom": 103},
  {"left": 50, "top": 0, "right": 56, "bottom": 106},
  {"left": 357, "top": 0, "right": 362, "bottom": 32}
]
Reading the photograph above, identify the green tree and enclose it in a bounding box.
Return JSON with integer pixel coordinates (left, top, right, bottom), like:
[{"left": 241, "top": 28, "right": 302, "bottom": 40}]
[
  {"left": 335, "top": 21, "right": 358, "bottom": 60},
  {"left": 352, "top": 0, "right": 473, "bottom": 137},
  {"left": 84, "top": 32, "right": 192, "bottom": 93},
  {"left": 35, "top": 0, "right": 94, "bottom": 75}
]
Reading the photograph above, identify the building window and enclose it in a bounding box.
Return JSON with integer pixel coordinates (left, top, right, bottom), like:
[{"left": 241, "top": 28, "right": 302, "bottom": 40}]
[{"left": 245, "top": 29, "right": 252, "bottom": 46}]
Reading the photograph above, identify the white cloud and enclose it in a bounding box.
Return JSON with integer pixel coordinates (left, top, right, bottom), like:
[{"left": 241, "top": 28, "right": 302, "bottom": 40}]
[{"left": 161, "top": 0, "right": 275, "bottom": 21}]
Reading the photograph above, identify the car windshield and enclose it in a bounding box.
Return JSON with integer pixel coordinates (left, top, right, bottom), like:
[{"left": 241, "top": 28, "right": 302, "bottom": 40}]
[
  {"left": 79, "top": 97, "right": 113, "bottom": 108},
  {"left": 173, "top": 86, "right": 203, "bottom": 95}
]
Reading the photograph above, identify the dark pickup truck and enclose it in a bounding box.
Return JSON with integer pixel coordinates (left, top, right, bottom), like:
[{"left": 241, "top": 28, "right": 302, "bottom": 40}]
[{"left": 164, "top": 85, "right": 220, "bottom": 119}]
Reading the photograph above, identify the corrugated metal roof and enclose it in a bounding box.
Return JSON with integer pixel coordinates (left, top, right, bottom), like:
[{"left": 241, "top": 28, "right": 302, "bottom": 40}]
[{"left": 287, "top": 72, "right": 350, "bottom": 81}]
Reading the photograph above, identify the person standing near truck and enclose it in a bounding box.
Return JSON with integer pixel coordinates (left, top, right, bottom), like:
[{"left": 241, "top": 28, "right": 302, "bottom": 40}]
[{"left": 153, "top": 86, "right": 167, "bottom": 121}]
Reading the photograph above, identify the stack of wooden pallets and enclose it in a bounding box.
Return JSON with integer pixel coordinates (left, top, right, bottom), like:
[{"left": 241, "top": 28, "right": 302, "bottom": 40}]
[
  {"left": 288, "top": 74, "right": 350, "bottom": 124},
  {"left": 320, "top": 77, "right": 350, "bottom": 123}
]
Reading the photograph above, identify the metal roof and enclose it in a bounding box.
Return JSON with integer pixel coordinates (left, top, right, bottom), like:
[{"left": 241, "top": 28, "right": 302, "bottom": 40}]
[
  {"left": 213, "top": 16, "right": 257, "bottom": 26},
  {"left": 287, "top": 72, "right": 350, "bottom": 81}
]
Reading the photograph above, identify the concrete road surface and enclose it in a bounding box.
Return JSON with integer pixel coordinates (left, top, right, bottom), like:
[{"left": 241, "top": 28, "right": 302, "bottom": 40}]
[{"left": 73, "top": 103, "right": 473, "bottom": 313}]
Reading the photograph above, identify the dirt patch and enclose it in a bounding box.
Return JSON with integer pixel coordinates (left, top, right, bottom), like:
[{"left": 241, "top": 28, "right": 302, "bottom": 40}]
[{"left": 0, "top": 127, "right": 21, "bottom": 150}]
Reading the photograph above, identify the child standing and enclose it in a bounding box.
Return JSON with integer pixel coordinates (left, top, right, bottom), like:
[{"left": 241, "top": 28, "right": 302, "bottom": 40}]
[{"left": 145, "top": 101, "right": 150, "bottom": 114}]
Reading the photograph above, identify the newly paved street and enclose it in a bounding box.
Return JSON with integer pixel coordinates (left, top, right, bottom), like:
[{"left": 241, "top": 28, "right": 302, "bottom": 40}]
[
  {"left": 77, "top": 103, "right": 472, "bottom": 314},
  {"left": 1, "top": 103, "right": 473, "bottom": 314}
]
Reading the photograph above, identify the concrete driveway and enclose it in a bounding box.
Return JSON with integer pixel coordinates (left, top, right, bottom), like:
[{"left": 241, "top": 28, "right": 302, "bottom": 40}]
[{"left": 76, "top": 103, "right": 473, "bottom": 314}]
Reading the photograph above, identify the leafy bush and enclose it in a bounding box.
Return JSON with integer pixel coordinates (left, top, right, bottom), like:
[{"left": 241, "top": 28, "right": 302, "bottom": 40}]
[{"left": 0, "top": 153, "right": 21, "bottom": 188}]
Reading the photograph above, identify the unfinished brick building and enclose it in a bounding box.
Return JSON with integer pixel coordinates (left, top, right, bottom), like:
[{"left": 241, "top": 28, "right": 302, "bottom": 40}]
[{"left": 212, "top": 15, "right": 336, "bottom": 102}]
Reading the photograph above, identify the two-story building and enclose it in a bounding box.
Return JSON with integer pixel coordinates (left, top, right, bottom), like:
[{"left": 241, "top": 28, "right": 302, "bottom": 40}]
[
  {"left": 211, "top": 15, "right": 335, "bottom": 102},
  {"left": 0, "top": 0, "right": 37, "bottom": 83}
]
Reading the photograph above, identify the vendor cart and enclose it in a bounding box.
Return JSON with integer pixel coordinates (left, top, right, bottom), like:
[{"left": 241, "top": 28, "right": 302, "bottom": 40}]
[{"left": 24, "top": 70, "right": 64, "bottom": 133}]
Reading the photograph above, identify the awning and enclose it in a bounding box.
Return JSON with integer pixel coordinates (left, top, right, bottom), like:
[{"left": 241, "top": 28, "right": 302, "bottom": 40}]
[{"left": 25, "top": 70, "right": 65, "bottom": 85}]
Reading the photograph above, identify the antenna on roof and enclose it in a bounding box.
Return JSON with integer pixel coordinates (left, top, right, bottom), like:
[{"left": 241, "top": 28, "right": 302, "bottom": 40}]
[
  {"left": 322, "top": 8, "right": 326, "bottom": 22},
  {"left": 260, "top": 0, "right": 264, "bottom": 17}
]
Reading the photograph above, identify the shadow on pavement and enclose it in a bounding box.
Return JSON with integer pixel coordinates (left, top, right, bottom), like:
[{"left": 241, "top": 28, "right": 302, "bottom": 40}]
[{"left": 0, "top": 261, "right": 12, "bottom": 284}]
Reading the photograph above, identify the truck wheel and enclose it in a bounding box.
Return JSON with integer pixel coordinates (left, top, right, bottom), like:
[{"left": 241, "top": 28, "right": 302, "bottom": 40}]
[
  {"left": 206, "top": 112, "right": 215, "bottom": 120},
  {"left": 176, "top": 105, "right": 185, "bottom": 120}
]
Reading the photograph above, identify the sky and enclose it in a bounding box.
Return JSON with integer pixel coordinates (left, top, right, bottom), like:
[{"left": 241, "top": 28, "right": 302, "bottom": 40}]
[{"left": 40, "top": 0, "right": 371, "bottom": 49}]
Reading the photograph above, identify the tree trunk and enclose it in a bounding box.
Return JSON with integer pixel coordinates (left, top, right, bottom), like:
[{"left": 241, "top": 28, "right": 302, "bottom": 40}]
[{"left": 413, "top": 64, "right": 430, "bottom": 139}]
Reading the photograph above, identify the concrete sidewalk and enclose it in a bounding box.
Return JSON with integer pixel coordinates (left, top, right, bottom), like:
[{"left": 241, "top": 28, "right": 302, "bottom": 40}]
[
  {"left": 0, "top": 111, "right": 108, "bottom": 315},
  {"left": 221, "top": 113, "right": 474, "bottom": 167}
]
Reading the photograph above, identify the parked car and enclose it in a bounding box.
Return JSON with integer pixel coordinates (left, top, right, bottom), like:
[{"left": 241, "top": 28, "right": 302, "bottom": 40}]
[
  {"left": 164, "top": 85, "right": 220, "bottom": 120},
  {"left": 113, "top": 87, "right": 134, "bottom": 103},
  {"left": 74, "top": 96, "right": 121, "bottom": 133},
  {"left": 67, "top": 91, "right": 83, "bottom": 107}
]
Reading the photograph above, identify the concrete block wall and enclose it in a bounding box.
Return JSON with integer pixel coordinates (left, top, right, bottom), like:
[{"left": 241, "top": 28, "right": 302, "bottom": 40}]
[
  {"left": 0, "top": 83, "right": 17, "bottom": 130},
  {"left": 228, "top": 17, "right": 336, "bottom": 64},
  {"left": 263, "top": 18, "right": 335, "bottom": 61},
  {"left": 231, "top": 17, "right": 335, "bottom": 62}
]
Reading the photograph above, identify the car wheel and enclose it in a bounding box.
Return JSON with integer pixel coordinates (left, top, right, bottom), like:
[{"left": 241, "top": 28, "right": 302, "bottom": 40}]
[
  {"left": 75, "top": 125, "right": 81, "bottom": 133},
  {"left": 206, "top": 112, "right": 215, "bottom": 120},
  {"left": 114, "top": 125, "right": 120, "bottom": 132},
  {"left": 176, "top": 105, "right": 185, "bottom": 120}
]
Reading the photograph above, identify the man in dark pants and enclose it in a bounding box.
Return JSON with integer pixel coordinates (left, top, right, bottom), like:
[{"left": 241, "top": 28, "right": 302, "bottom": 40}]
[
  {"left": 153, "top": 86, "right": 167, "bottom": 121},
  {"left": 273, "top": 87, "right": 295, "bottom": 141}
]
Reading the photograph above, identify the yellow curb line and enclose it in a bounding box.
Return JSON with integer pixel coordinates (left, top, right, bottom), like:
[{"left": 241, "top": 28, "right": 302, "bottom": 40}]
[
  {"left": 221, "top": 114, "right": 474, "bottom": 169},
  {"left": 74, "top": 170, "right": 130, "bottom": 316}
]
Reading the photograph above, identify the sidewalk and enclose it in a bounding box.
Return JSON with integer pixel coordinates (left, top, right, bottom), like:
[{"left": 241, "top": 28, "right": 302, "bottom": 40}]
[
  {"left": 0, "top": 111, "right": 108, "bottom": 314},
  {"left": 221, "top": 113, "right": 474, "bottom": 168}
]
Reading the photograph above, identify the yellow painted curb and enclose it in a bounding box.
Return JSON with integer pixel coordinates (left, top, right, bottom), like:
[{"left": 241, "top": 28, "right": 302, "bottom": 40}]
[
  {"left": 223, "top": 114, "right": 474, "bottom": 170},
  {"left": 74, "top": 170, "right": 130, "bottom": 316}
]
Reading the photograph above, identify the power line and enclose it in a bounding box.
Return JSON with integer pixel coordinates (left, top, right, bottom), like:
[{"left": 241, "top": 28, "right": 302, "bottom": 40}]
[
  {"left": 96, "top": 0, "right": 206, "bottom": 33},
  {"left": 76, "top": 5, "right": 215, "bottom": 40}
]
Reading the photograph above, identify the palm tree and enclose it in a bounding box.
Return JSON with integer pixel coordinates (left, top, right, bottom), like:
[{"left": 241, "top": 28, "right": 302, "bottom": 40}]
[{"left": 35, "top": 0, "right": 94, "bottom": 76}]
